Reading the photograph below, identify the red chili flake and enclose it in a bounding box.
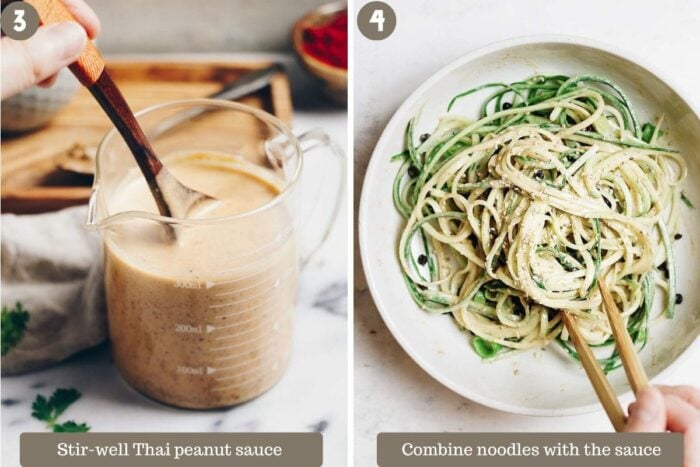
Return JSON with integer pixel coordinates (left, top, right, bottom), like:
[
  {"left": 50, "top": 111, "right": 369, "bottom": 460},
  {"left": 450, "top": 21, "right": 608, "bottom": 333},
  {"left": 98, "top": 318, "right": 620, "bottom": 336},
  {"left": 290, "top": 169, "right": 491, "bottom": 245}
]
[{"left": 302, "top": 11, "right": 348, "bottom": 69}]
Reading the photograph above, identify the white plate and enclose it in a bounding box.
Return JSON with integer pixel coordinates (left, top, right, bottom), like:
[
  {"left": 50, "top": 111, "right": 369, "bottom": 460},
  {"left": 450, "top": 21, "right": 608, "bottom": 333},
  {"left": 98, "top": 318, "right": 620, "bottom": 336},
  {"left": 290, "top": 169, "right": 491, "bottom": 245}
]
[{"left": 359, "top": 35, "right": 700, "bottom": 416}]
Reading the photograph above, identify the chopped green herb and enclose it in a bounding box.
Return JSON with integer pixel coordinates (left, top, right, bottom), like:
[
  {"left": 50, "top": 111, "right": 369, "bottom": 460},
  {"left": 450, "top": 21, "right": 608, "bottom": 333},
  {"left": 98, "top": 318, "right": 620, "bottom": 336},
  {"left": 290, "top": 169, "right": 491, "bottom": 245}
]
[
  {"left": 31, "top": 388, "right": 90, "bottom": 433},
  {"left": 681, "top": 191, "right": 695, "bottom": 209},
  {"left": 1, "top": 302, "right": 29, "bottom": 356},
  {"left": 53, "top": 421, "right": 90, "bottom": 433},
  {"left": 641, "top": 123, "right": 654, "bottom": 143},
  {"left": 472, "top": 289, "right": 488, "bottom": 305},
  {"left": 472, "top": 337, "right": 502, "bottom": 358}
]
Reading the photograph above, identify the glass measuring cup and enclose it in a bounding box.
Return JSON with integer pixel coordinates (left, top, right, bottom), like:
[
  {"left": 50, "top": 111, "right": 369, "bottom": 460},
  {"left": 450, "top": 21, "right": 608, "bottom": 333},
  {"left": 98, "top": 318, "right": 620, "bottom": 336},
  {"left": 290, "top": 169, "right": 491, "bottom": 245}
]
[{"left": 87, "top": 99, "right": 344, "bottom": 409}]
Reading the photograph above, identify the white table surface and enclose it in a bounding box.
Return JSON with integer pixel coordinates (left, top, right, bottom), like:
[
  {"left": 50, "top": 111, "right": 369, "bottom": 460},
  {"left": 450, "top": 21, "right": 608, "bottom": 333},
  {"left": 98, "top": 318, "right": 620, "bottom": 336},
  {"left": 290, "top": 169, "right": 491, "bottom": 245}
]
[
  {"left": 1, "top": 54, "right": 348, "bottom": 467},
  {"left": 354, "top": 1, "right": 700, "bottom": 465}
]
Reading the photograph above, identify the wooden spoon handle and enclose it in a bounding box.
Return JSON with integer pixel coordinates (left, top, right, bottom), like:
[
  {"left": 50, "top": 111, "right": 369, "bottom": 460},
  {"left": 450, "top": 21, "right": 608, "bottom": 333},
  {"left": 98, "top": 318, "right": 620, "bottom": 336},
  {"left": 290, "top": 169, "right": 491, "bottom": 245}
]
[{"left": 26, "top": 0, "right": 104, "bottom": 86}]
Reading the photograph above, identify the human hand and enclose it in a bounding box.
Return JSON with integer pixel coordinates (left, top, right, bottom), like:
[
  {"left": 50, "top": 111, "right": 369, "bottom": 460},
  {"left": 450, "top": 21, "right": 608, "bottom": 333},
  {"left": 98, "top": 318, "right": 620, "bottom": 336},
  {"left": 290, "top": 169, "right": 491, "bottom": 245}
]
[
  {"left": 625, "top": 385, "right": 700, "bottom": 467},
  {"left": 1, "top": 0, "right": 100, "bottom": 99}
]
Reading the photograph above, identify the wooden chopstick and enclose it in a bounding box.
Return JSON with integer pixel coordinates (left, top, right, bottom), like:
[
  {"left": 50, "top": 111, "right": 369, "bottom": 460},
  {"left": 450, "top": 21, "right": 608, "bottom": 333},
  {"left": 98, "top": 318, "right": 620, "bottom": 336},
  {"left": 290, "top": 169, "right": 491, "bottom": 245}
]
[
  {"left": 561, "top": 311, "right": 627, "bottom": 432},
  {"left": 598, "top": 280, "right": 650, "bottom": 395}
]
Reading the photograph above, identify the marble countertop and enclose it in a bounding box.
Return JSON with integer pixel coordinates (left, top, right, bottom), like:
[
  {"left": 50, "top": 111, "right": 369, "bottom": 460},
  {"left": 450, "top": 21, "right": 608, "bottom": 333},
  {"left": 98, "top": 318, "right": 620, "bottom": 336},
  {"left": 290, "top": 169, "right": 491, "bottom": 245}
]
[
  {"left": 354, "top": 1, "right": 700, "bottom": 465},
  {"left": 1, "top": 54, "right": 348, "bottom": 467}
]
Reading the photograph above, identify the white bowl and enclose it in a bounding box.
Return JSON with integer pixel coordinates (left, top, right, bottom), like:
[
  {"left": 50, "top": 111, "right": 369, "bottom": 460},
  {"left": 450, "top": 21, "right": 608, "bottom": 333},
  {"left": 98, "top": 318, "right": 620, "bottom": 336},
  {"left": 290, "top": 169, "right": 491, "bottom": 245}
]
[
  {"left": 359, "top": 35, "right": 700, "bottom": 416},
  {"left": 1, "top": 68, "right": 80, "bottom": 132}
]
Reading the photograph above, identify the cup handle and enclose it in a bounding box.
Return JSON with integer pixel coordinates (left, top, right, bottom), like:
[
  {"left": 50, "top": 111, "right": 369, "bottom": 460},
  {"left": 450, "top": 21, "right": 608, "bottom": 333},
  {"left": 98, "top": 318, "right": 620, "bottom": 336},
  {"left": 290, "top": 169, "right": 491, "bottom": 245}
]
[{"left": 295, "top": 128, "right": 346, "bottom": 268}]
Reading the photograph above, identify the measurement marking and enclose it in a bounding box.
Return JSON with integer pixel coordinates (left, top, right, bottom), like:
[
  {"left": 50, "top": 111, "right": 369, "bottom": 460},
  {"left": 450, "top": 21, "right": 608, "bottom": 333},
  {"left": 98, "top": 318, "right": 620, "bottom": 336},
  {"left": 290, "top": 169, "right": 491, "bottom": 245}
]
[
  {"left": 209, "top": 336, "right": 277, "bottom": 359},
  {"left": 214, "top": 360, "right": 278, "bottom": 382},
  {"left": 209, "top": 285, "right": 282, "bottom": 309},
  {"left": 211, "top": 367, "right": 279, "bottom": 392},
  {"left": 206, "top": 264, "right": 279, "bottom": 290},
  {"left": 212, "top": 298, "right": 279, "bottom": 317},
  {"left": 213, "top": 268, "right": 294, "bottom": 297},
  {"left": 212, "top": 304, "right": 268, "bottom": 320},
  {"left": 213, "top": 307, "right": 278, "bottom": 330},
  {"left": 212, "top": 355, "right": 277, "bottom": 381},
  {"left": 212, "top": 343, "right": 279, "bottom": 363},
  {"left": 208, "top": 353, "right": 272, "bottom": 375},
  {"left": 174, "top": 323, "right": 204, "bottom": 334},
  {"left": 212, "top": 311, "right": 292, "bottom": 342},
  {"left": 173, "top": 279, "right": 205, "bottom": 289},
  {"left": 176, "top": 365, "right": 204, "bottom": 375},
  {"left": 214, "top": 318, "right": 280, "bottom": 348},
  {"left": 209, "top": 332, "right": 279, "bottom": 352}
]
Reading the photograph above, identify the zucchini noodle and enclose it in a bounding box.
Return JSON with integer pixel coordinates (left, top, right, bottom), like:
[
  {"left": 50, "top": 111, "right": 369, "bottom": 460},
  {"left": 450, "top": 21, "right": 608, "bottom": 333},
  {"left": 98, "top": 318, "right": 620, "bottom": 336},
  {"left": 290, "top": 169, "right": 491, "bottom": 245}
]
[{"left": 393, "top": 74, "right": 690, "bottom": 370}]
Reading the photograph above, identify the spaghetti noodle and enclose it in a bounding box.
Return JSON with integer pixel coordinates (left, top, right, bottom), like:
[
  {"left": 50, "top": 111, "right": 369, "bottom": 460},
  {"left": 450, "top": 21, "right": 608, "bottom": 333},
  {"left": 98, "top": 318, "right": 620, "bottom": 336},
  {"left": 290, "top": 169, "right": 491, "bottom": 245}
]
[{"left": 392, "top": 75, "right": 689, "bottom": 370}]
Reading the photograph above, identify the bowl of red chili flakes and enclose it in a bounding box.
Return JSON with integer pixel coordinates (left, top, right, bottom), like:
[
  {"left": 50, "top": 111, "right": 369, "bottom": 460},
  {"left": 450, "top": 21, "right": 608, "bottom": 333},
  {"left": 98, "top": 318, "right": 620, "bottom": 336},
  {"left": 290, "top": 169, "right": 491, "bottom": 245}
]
[{"left": 293, "top": 2, "right": 348, "bottom": 104}]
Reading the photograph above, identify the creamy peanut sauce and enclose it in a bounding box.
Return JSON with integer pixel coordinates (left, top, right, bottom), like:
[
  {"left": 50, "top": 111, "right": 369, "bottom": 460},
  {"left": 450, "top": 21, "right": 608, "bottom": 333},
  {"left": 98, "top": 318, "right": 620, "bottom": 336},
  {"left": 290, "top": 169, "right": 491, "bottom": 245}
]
[{"left": 104, "top": 152, "right": 297, "bottom": 408}]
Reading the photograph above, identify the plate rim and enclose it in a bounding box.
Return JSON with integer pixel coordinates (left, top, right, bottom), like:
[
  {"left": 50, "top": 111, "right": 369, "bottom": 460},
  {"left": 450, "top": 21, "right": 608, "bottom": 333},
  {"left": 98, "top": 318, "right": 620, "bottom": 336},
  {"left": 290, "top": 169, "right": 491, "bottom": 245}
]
[{"left": 358, "top": 33, "right": 700, "bottom": 416}]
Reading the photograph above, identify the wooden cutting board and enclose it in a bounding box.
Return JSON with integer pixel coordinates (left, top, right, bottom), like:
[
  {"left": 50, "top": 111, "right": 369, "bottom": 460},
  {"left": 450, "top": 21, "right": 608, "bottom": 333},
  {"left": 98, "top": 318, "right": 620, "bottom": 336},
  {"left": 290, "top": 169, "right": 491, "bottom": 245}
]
[{"left": 1, "top": 60, "right": 292, "bottom": 214}]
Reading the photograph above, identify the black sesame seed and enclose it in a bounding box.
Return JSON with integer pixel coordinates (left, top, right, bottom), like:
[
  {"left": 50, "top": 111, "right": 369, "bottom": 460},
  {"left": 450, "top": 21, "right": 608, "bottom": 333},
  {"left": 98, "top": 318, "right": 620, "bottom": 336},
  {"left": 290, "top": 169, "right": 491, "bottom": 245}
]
[
  {"left": 417, "top": 254, "right": 428, "bottom": 265},
  {"left": 603, "top": 197, "right": 612, "bottom": 208},
  {"left": 408, "top": 166, "right": 419, "bottom": 178},
  {"left": 419, "top": 133, "right": 431, "bottom": 143},
  {"left": 502, "top": 102, "right": 513, "bottom": 110},
  {"left": 675, "top": 293, "right": 683, "bottom": 305},
  {"left": 533, "top": 170, "right": 544, "bottom": 181},
  {"left": 674, "top": 233, "right": 683, "bottom": 240},
  {"left": 657, "top": 262, "right": 668, "bottom": 278}
]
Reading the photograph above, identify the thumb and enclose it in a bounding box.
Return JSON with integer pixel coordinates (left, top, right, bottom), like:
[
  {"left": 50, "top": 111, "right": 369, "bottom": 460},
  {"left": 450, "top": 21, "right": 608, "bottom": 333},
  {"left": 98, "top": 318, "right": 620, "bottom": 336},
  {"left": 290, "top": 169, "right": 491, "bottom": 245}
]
[
  {"left": 625, "top": 386, "right": 667, "bottom": 432},
  {"left": 1, "top": 21, "right": 86, "bottom": 99}
]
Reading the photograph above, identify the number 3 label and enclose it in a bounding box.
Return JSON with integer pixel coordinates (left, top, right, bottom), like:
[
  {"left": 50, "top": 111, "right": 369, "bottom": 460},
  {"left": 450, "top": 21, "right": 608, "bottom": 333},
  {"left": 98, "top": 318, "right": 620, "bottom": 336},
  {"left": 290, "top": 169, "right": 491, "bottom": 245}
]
[
  {"left": 1, "top": 2, "right": 40, "bottom": 40},
  {"left": 14, "top": 9, "right": 26, "bottom": 32},
  {"left": 369, "top": 9, "right": 385, "bottom": 32}
]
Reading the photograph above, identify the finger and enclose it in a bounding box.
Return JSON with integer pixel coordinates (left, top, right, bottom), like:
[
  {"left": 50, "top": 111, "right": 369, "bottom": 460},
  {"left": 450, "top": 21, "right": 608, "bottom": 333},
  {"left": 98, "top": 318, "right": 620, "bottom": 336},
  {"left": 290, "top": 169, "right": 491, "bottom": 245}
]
[
  {"left": 664, "top": 395, "right": 700, "bottom": 467},
  {"left": 38, "top": 74, "right": 59, "bottom": 87},
  {"left": 0, "top": 22, "right": 86, "bottom": 99},
  {"left": 658, "top": 385, "right": 700, "bottom": 409},
  {"left": 683, "top": 417, "right": 700, "bottom": 467},
  {"left": 58, "top": 0, "right": 101, "bottom": 38},
  {"left": 625, "top": 386, "right": 667, "bottom": 432},
  {"left": 664, "top": 394, "right": 700, "bottom": 433}
]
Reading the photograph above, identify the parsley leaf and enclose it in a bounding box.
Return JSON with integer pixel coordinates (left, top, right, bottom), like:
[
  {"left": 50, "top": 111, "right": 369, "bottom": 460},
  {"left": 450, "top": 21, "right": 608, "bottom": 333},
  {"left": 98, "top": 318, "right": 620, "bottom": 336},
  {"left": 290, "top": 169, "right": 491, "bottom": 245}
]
[
  {"left": 49, "top": 388, "right": 81, "bottom": 418},
  {"left": 31, "top": 388, "right": 90, "bottom": 432},
  {"left": 54, "top": 421, "right": 90, "bottom": 433},
  {"left": 31, "top": 395, "right": 53, "bottom": 422},
  {"left": 1, "top": 302, "right": 29, "bottom": 356}
]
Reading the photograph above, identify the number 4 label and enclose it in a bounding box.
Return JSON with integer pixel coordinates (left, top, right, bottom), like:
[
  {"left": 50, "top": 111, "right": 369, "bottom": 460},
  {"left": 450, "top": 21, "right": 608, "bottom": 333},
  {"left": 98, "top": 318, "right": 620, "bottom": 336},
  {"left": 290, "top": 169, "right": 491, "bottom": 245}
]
[
  {"left": 370, "top": 9, "right": 385, "bottom": 32},
  {"left": 358, "top": 2, "right": 395, "bottom": 40}
]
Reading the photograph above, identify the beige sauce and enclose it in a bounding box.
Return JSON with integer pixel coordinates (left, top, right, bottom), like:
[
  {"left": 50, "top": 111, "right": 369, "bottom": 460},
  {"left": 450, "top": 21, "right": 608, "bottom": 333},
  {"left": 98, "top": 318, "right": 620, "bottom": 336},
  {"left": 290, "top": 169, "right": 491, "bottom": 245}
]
[{"left": 104, "top": 152, "right": 297, "bottom": 409}]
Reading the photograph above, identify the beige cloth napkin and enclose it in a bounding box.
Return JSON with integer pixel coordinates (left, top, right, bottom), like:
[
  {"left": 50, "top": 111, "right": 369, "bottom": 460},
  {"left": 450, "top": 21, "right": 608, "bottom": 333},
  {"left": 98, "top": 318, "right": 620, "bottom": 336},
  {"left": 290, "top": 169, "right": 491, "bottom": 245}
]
[{"left": 1, "top": 206, "right": 106, "bottom": 375}]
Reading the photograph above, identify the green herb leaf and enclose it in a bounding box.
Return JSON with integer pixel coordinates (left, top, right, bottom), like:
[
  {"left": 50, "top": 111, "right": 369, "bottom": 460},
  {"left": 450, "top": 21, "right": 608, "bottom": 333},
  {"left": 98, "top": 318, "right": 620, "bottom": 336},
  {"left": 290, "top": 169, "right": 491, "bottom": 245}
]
[
  {"left": 641, "top": 123, "right": 655, "bottom": 143},
  {"left": 681, "top": 191, "right": 695, "bottom": 209},
  {"left": 53, "top": 421, "right": 90, "bottom": 433},
  {"left": 49, "top": 388, "right": 81, "bottom": 419},
  {"left": 472, "top": 337, "right": 502, "bottom": 358},
  {"left": 640, "top": 122, "right": 665, "bottom": 144},
  {"left": 31, "top": 395, "right": 53, "bottom": 423},
  {"left": 1, "top": 302, "right": 29, "bottom": 356},
  {"left": 472, "top": 289, "right": 488, "bottom": 305},
  {"left": 31, "top": 388, "right": 88, "bottom": 432}
]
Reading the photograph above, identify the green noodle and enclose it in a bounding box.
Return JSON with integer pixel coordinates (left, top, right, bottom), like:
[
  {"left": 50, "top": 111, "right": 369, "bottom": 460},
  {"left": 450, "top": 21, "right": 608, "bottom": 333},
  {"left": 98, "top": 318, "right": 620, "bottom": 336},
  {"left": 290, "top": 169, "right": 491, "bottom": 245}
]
[{"left": 392, "top": 74, "right": 688, "bottom": 368}]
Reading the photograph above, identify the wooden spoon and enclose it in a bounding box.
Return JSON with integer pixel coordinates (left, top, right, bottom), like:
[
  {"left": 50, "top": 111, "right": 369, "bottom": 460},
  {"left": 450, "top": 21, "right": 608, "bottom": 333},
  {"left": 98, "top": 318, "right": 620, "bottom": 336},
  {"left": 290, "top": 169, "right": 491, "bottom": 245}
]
[{"left": 28, "top": 0, "right": 212, "bottom": 219}]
